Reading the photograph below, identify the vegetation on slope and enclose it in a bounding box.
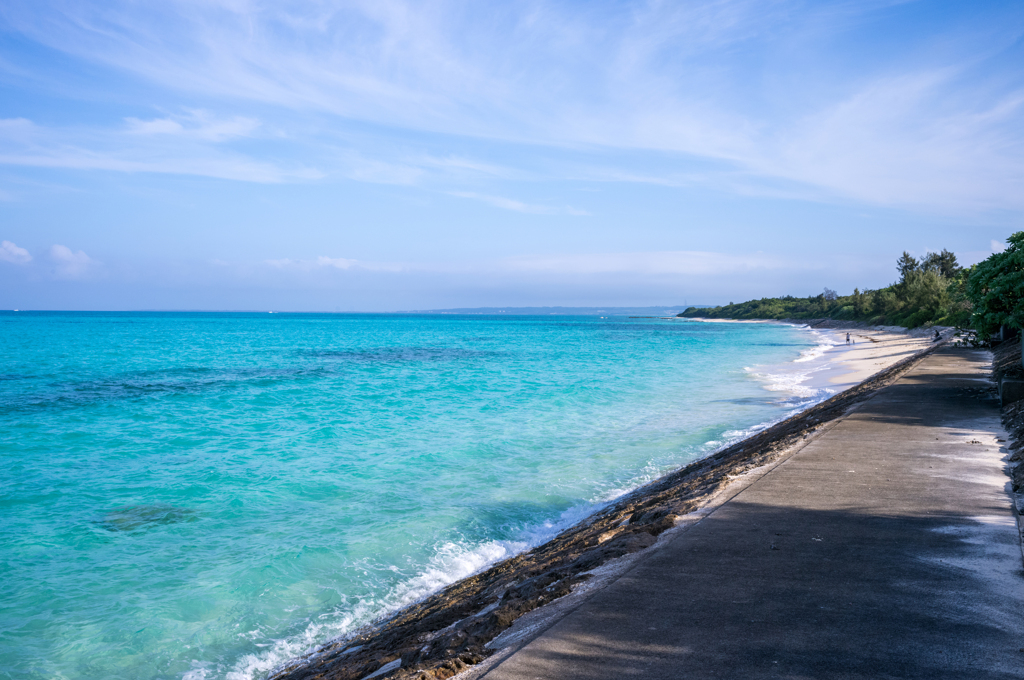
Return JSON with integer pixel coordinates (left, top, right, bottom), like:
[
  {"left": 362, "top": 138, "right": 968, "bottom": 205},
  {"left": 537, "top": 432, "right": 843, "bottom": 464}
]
[
  {"left": 965, "top": 232, "right": 1024, "bottom": 335},
  {"left": 678, "top": 233, "right": 1024, "bottom": 331}
]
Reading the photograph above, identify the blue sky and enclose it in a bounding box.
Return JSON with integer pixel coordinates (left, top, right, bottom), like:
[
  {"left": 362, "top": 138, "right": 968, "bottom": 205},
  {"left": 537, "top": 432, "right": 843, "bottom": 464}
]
[{"left": 0, "top": 0, "right": 1022, "bottom": 310}]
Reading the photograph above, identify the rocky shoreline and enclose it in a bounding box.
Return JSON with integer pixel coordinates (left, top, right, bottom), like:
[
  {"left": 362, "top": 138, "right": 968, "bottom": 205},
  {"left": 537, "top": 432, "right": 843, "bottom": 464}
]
[{"left": 269, "top": 339, "right": 948, "bottom": 680}]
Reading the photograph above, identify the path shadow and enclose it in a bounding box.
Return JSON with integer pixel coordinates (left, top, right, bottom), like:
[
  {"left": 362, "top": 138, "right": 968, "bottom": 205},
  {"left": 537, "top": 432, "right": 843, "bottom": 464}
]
[{"left": 494, "top": 501, "right": 1024, "bottom": 680}]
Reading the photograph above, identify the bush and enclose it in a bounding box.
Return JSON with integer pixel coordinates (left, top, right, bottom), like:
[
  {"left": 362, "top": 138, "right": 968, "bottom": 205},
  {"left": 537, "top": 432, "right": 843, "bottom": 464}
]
[{"left": 965, "top": 232, "right": 1024, "bottom": 336}]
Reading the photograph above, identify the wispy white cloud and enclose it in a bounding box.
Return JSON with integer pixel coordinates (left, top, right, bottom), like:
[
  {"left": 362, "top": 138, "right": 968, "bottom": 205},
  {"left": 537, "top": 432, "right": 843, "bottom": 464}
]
[
  {"left": 336, "top": 151, "right": 425, "bottom": 185},
  {"left": 260, "top": 249, "right": 794, "bottom": 277},
  {"left": 416, "top": 156, "right": 515, "bottom": 178},
  {"left": 573, "top": 167, "right": 834, "bottom": 205},
  {"left": 265, "top": 256, "right": 404, "bottom": 272},
  {"left": 0, "top": 117, "right": 320, "bottom": 182},
  {"left": 0, "top": 1, "right": 1022, "bottom": 212},
  {"left": 503, "top": 250, "right": 789, "bottom": 276},
  {"left": 49, "top": 244, "right": 99, "bottom": 279},
  {"left": 0, "top": 118, "right": 35, "bottom": 136},
  {"left": 124, "top": 111, "right": 260, "bottom": 142},
  {"left": 448, "top": 191, "right": 588, "bottom": 215},
  {"left": 762, "top": 71, "right": 1024, "bottom": 211},
  {"left": 0, "top": 239, "right": 31, "bottom": 264},
  {"left": 0, "top": 150, "right": 310, "bottom": 183},
  {"left": 315, "top": 256, "right": 358, "bottom": 270}
]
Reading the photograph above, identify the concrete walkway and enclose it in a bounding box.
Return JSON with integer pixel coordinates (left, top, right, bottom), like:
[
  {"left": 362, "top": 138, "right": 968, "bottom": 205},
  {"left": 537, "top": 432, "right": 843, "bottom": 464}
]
[{"left": 478, "top": 348, "right": 1024, "bottom": 679}]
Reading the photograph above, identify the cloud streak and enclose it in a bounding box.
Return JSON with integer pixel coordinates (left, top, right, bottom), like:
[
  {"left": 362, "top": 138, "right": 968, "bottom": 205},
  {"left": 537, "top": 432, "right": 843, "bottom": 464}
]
[
  {"left": 124, "top": 111, "right": 261, "bottom": 142},
  {"left": 0, "top": 116, "right": 320, "bottom": 183},
  {"left": 49, "top": 244, "right": 99, "bottom": 279},
  {"left": 503, "top": 250, "right": 788, "bottom": 276},
  {"left": 260, "top": 249, "right": 795, "bottom": 277},
  {"left": 448, "top": 191, "right": 588, "bottom": 215},
  {"left": 265, "top": 256, "right": 404, "bottom": 273},
  {"left": 0, "top": 239, "right": 31, "bottom": 264}
]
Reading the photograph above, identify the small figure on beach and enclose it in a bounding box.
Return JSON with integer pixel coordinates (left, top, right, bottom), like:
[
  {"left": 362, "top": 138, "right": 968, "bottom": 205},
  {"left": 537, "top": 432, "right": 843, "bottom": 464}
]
[
  {"left": 846, "top": 332, "right": 850, "bottom": 344},
  {"left": 934, "top": 329, "right": 941, "bottom": 342}
]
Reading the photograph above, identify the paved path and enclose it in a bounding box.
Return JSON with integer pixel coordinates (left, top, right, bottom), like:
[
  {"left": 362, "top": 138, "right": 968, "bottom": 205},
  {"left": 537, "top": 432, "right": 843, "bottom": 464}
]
[{"left": 478, "top": 348, "right": 1024, "bottom": 679}]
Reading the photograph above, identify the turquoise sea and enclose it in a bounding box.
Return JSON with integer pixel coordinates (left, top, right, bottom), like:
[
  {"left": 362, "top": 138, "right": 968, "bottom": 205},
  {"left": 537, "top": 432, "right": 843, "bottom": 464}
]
[{"left": 0, "top": 312, "right": 833, "bottom": 680}]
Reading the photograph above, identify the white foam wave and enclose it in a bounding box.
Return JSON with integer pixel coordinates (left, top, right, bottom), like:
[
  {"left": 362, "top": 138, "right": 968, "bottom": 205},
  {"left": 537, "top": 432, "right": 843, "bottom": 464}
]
[
  {"left": 183, "top": 663, "right": 212, "bottom": 680},
  {"left": 744, "top": 327, "right": 841, "bottom": 404},
  {"left": 793, "top": 330, "right": 836, "bottom": 363},
  {"left": 388, "top": 540, "right": 527, "bottom": 610},
  {"left": 227, "top": 516, "right": 586, "bottom": 680},
  {"left": 592, "top": 458, "right": 681, "bottom": 505},
  {"left": 722, "top": 425, "right": 768, "bottom": 441},
  {"left": 748, "top": 368, "right": 829, "bottom": 399}
]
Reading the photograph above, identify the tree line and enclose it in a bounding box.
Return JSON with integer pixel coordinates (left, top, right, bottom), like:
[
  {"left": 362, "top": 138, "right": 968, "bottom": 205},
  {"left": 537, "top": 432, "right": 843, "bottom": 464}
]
[{"left": 678, "top": 232, "right": 1023, "bottom": 332}]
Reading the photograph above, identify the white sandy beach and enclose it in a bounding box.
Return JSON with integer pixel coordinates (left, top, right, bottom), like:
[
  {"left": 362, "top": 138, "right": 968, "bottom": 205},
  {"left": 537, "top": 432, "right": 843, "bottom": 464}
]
[
  {"left": 810, "top": 327, "right": 942, "bottom": 393},
  {"left": 682, "top": 318, "right": 946, "bottom": 406}
]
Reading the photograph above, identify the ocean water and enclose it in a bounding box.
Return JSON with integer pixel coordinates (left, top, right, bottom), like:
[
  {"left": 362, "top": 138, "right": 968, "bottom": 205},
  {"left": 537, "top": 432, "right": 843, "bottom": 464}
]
[{"left": 0, "top": 313, "right": 834, "bottom": 680}]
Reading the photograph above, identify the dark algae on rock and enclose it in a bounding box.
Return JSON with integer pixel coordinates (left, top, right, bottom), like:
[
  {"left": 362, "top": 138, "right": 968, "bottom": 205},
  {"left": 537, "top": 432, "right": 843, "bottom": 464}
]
[{"left": 269, "top": 342, "right": 948, "bottom": 680}]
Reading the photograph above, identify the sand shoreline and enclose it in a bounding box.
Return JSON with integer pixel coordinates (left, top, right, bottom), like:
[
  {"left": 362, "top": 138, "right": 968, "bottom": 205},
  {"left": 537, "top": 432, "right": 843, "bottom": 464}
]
[
  {"left": 784, "top": 325, "right": 944, "bottom": 395},
  {"left": 694, "top": 318, "right": 947, "bottom": 408},
  {"left": 270, "top": 327, "right": 950, "bottom": 680}
]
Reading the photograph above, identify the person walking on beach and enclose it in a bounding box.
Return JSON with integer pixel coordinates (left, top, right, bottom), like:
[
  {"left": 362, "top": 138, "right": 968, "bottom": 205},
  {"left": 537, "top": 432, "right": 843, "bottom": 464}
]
[{"left": 846, "top": 333, "right": 850, "bottom": 344}]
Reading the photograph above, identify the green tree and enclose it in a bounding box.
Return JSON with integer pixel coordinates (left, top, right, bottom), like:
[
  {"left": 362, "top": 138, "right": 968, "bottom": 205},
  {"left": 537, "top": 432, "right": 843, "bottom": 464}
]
[
  {"left": 853, "top": 288, "right": 869, "bottom": 316},
  {"left": 897, "top": 251, "right": 919, "bottom": 285},
  {"left": 921, "top": 249, "right": 961, "bottom": 279},
  {"left": 942, "top": 267, "right": 973, "bottom": 328},
  {"left": 677, "top": 243, "right": 967, "bottom": 327},
  {"left": 966, "top": 233, "right": 1024, "bottom": 335},
  {"left": 901, "top": 269, "right": 948, "bottom": 325}
]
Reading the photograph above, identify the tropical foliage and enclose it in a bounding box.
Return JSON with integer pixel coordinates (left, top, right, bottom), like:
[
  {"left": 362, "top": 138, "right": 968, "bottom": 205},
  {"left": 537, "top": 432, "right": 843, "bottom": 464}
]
[
  {"left": 680, "top": 235, "right": 1024, "bottom": 332},
  {"left": 678, "top": 248, "right": 971, "bottom": 328},
  {"left": 964, "top": 232, "right": 1024, "bottom": 335}
]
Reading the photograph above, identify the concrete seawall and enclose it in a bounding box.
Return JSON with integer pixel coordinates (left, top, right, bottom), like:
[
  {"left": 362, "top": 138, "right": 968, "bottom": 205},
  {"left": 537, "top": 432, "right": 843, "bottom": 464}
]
[{"left": 470, "top": 347, "right": 1024, "bottom": 679}]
